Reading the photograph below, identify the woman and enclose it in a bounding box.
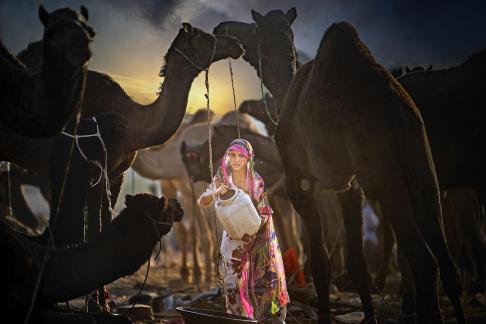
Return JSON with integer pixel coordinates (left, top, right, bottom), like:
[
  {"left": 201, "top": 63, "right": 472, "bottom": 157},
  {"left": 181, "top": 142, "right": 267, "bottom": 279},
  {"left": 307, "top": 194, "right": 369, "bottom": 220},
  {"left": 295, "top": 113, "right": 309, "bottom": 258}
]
[{"left": 198, "top": 139, "right": 289, "bottom": 323}]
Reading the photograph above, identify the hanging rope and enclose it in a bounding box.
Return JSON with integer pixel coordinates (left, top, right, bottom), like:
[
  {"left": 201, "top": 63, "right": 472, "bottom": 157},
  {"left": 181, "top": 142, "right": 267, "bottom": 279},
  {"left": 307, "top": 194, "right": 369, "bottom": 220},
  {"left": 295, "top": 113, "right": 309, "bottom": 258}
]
[
  {"left": 226, "top": 26, "right": 241, "bottom": 139},
  {"left": 5, "top": 162, "right": 13, "bottom": 219},
  {"left": 257, "top": 41, "right": 279, "bottom": 127}
]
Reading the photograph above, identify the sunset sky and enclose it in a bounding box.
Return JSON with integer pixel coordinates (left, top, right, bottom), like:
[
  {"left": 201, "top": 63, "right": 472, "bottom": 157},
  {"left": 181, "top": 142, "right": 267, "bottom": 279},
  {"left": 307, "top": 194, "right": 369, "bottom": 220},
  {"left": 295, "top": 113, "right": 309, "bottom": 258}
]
[{"left": 1, "top": 0, "right": 485, "bottom": 114}]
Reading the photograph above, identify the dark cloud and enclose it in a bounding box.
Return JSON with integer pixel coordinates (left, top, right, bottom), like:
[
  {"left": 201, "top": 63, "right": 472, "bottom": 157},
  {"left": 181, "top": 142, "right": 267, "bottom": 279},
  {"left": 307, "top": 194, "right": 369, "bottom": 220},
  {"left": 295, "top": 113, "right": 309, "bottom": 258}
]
[{"left": 100, "top": 0, "right": 179, "bottom": 29}]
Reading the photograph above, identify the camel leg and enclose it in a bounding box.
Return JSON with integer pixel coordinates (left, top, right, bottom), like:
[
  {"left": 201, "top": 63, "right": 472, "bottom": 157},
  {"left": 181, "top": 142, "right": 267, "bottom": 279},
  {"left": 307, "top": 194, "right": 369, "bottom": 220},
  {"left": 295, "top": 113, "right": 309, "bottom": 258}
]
[
  {"left": 160, "top": 179, "right": 189, "bottom": 280},
  {"left": 175, "top": 222, "right": 190, "bottom": 280},
  {"left": 375, "top": 215, "right": 395, "bottom": 291},
  {"left": 338, "top": 186, "right": 375, "bottom": 321},
  {"left": 198, "top": 206, "right": 215, "bottom": 284},
  {"left": 458, "top": 189, "right": 486, "bottom": 293},
  {"left": 286, "top": 175, "right": 332, "bottom": 324},
  {"left": 396, "top": 246, "right": 416, "bottom": 322},
  {"left": 406, "top": 177, "right": 464, "bottom": 323}
]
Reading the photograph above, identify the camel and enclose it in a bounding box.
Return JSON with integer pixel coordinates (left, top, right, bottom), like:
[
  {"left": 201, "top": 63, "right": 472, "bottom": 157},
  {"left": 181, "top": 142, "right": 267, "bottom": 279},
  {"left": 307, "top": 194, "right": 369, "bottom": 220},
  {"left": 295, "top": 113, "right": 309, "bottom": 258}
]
[
  {"left": 274, "top": 22, "right": 464, "bottom": 323},
  {"left": 215, "top": 9, "right": 472, "bottom": 321},
  {"left": 2, "top": 193, "right": 182, "bottom": 323},
  {"left": 3, "top": 23, "right": 242, "bottom": 308},
  {"left": 130, "top": 111, "right": 259, "bottom": 284},
  {"left": 374, "top": 51, "right": 486, "bottom": 291},
  {"left": 0, "top": 5, "right": 95, "bottom": 138},
  {"left": 4, "top": 23, "right": 243, "bottom": 240}
]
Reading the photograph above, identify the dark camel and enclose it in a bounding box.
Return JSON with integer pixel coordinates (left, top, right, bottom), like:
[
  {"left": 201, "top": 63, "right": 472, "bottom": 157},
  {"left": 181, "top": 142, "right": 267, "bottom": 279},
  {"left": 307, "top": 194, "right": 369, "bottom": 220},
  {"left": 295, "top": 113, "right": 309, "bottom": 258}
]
[
  {"left": 0, "top": 5, "right": 94, "bottom": 138},
  {"left": 213, "top": 8, "right": 297, "bottom": 108},
  {"left": 375, "top": 50, "right": 486, "bottom": 292},
  {"left": 5, "top": 24, "right": 242, "bottom": 306},
  {"left": 213, "top": 9, "right": 379, "bottom": 322},
  {"left": 5, "top": 23, "right": 243, "bottom": 243},
  {"left": 215, "top": 9, "right": 469, "bottom": 322},
  {"left": 2, "top": 193, "right": 182, "bottom": 323},
  {"left": 275, "top": 22, "right": 464, "bottom": 323}
]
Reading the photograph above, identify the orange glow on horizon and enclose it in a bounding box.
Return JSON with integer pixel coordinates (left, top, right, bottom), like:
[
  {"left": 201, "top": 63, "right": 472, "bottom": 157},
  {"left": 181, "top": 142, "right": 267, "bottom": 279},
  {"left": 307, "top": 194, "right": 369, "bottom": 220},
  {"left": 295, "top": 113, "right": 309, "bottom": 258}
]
[{"left": 103, "top": 58, "right": 264, "bottom": 115}]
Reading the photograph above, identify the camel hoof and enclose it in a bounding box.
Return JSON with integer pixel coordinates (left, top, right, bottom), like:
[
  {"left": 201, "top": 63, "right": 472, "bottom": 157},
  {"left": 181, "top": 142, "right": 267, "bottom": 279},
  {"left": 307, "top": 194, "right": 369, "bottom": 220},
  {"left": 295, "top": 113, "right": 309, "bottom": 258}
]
[{"left": 193, "top": 265, "right": 202, "bottom": 278}]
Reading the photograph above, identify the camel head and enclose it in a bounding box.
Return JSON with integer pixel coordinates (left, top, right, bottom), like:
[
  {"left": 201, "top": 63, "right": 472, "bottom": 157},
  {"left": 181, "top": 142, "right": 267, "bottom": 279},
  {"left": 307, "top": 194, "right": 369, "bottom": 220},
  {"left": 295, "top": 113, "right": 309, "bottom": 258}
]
[
  {"left": 213, "top": 8, "right": 297, "bottom": 108},
  {"left": 39, "top": 5, "right": 95, "bottom": 68},
  {"left": 125, "top": 193, "right": 183, "bottom": 236},
  {"left": 163, "top": 23, "right": 243, "bottom": 75},
  {"left": 181, "top": 141, "right": 210, "bottom": 183}
]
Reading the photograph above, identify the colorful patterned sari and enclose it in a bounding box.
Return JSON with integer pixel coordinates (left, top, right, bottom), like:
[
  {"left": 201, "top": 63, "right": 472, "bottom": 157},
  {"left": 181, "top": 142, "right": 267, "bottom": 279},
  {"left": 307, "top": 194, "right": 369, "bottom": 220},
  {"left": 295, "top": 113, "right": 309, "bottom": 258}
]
[{"left": 199, "top": 139, "right": 289, "bottom": 321}]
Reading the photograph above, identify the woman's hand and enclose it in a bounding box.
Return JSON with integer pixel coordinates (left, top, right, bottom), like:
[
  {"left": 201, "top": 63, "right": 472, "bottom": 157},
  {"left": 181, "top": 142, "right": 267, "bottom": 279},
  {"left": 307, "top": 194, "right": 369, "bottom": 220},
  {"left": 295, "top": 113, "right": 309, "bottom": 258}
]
[{"left": 215, "top": 183, "right": 229, "bottom": 196}]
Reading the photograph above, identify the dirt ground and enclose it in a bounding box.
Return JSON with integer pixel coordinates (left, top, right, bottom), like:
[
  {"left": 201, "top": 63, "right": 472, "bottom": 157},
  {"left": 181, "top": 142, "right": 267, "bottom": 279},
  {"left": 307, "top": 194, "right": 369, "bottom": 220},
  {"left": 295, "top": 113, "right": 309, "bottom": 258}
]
[{"left": 66, "top": 247, "right": 486, "bottom": 324}]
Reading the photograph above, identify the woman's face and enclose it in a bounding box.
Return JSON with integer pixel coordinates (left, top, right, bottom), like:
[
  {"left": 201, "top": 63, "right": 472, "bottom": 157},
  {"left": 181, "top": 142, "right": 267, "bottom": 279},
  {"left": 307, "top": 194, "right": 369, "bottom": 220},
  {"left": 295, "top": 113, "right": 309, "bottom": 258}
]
[{"left": 228, "top": 149, "right": 248, "bottom": 172}]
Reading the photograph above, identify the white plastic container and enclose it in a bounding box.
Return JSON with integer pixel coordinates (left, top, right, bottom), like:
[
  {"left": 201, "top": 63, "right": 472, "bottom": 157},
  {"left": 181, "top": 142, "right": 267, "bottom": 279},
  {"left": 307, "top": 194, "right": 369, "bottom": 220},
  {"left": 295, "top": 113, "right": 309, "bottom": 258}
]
[{"left": 215, "top": 188, "right": 261, "bottom": 239}]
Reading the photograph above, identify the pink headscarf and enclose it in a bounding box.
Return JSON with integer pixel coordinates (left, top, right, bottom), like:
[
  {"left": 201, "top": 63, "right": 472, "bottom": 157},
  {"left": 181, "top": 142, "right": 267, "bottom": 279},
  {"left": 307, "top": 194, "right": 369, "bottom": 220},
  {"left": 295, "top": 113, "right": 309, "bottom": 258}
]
[{"left": 220, "top": 138, "right": 256, "bottom": 200}]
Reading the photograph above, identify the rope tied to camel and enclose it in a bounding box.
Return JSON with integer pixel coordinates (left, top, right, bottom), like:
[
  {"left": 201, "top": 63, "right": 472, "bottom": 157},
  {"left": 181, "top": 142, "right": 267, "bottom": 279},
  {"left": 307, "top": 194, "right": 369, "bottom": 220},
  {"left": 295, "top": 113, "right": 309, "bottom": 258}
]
[
  {"left": 61, "top": 116, "right": 116, "bottom": 218},
  {"left": 174, "top": 34, "right": 226, "bottom": 298},
  {"left": 226, "top": 26, "right": 241, "bottom": 139}
]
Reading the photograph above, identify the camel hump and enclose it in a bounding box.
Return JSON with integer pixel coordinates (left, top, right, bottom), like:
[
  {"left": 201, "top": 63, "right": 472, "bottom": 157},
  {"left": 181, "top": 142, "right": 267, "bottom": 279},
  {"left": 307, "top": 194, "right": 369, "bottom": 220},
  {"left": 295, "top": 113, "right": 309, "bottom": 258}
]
[
  {"left": 320, "top": 21, "right": 359, "bottom": 47},
  {"left": 315, "top": 21, "right": 378, "bottom": 77},
  {"left": 190, "top": 108, "right": 214, "bottom": 124}
]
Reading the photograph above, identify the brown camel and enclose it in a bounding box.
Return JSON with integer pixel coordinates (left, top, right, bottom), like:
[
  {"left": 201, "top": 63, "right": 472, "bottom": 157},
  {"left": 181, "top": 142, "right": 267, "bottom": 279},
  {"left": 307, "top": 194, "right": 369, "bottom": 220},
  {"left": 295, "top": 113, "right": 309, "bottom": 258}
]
[
  {"left": 0, "top": 5, "right": 94, "bottom": 138},
  {"left": 2, "top": 193, "right": 182, "bottom": 323},
  {"left": 275, "top": 22, "right": 464, "bottom": 323}
]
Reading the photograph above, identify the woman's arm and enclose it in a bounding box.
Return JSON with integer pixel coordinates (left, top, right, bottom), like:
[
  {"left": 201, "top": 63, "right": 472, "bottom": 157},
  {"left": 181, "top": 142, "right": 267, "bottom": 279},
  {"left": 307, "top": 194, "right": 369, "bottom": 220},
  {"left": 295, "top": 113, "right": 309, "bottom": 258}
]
[{"left": 198, "top": 176, "right": 227, "bottom": 207}]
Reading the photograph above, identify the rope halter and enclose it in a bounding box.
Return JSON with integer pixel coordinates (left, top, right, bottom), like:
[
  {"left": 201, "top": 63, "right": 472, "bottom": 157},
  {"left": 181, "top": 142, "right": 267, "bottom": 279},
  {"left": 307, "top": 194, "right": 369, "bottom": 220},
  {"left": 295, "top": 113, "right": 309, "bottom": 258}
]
[{"left": 174, "top": 34, "right": 218, "bottom": 73}]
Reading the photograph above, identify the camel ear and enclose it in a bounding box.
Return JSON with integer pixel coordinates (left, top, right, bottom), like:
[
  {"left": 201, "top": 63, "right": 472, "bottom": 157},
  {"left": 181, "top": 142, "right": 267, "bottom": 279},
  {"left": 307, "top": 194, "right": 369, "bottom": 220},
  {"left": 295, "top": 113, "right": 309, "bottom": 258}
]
[
  {"left": 80, "top": 6, "right": 89, "bottom": 21},
  {"left": 286, "top": 7, "right": 297, "bottom": 25},
  {"left": 182, "top": 22, "right": 193, "bottom": 35},
  {"left": 39, "top": 5, "right": 49, "bottom": 26},
  {"left": 251, "top": 10, "right": 264, "bottom": 26}
]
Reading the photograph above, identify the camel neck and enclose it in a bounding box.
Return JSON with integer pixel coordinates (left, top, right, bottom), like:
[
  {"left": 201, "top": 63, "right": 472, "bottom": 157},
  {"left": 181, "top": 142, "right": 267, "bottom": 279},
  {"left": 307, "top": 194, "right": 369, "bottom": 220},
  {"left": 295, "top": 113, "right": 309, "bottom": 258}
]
[{"left": 127, "top": 52, "right": 199, "bottom": 151}]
